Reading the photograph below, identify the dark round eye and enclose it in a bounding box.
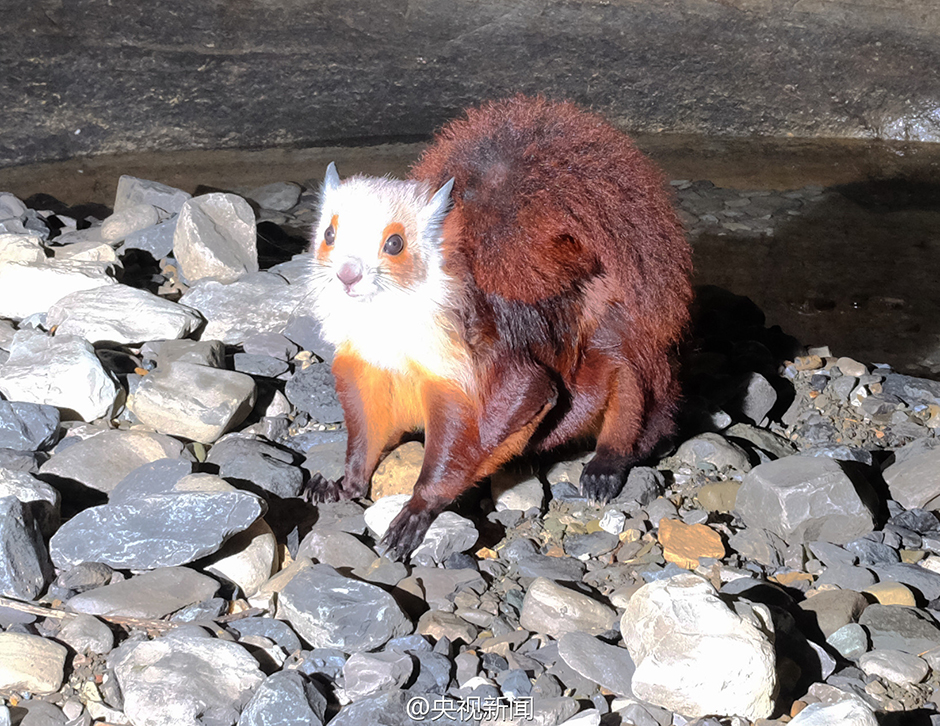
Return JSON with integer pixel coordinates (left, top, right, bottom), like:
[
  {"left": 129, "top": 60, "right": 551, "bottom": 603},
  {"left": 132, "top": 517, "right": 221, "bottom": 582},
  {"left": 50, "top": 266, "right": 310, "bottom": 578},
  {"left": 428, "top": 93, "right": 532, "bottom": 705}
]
[
  {"left": 383, "top": 234, "right": 404, "bottom": 255},
  {"left": 324, "top": 225, "right": 335, "bottom": 246}
]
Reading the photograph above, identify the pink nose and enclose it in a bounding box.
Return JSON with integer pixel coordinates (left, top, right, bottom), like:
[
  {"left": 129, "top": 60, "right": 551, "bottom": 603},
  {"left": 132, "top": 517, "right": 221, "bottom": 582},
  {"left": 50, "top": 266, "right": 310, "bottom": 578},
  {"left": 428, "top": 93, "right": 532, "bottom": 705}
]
[{"left": 337, "top": 261, "right": 362, "bottom": 289}]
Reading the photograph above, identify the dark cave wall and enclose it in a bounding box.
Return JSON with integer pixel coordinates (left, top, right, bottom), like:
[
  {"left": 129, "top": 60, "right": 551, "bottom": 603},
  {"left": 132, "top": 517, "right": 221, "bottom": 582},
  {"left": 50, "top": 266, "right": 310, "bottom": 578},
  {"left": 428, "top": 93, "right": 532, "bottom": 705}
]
[{"left": 2, "top": 0, "right": 939, "bottom": 167}]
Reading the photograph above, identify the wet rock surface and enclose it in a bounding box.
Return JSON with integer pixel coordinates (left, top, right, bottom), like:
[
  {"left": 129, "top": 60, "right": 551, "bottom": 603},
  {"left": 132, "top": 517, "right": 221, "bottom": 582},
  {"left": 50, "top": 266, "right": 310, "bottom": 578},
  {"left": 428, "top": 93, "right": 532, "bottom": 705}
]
[{"left": 2, "top": 176, "right": 940, "bottom": 725}]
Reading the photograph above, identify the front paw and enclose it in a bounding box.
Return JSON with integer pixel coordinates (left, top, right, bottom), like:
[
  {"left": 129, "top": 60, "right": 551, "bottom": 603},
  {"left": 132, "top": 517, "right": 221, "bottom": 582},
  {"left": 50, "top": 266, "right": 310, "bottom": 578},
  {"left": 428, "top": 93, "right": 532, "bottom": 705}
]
[
  {"left": 579, "top": 455, "right": 628, "bottom": 503},
  {"left": 382, "top": 501, "right": 436, "bottom": 561}
]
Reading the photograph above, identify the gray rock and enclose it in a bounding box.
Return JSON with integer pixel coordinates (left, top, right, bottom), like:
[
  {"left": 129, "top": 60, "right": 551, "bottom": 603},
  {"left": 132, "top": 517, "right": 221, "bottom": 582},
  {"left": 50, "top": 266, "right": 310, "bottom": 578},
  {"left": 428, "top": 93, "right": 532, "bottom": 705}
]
[
  {"left": 859, "top": 648, "right": 928, "bottom": 685},
  {"left": 882, "top": 373, "right": 940, "bottom": 408},
  {"left": 174, "top": 193, "right": 258, "bottom": 283},
  {"left": 114, "top": 176, "right": 192, "bottom": 218},
  {"left": 677, "top": 432, "right": 751, "bottom": 473},
  {"left": 230, "top": 617, "right": 303, "bottom": 654},
  {"left": 298, "top": 529, "right": 377, "bottom": 571},
  {"left": 140, "top": 338, "right": 226, "bottom": 368},
  {"left": 492, "top": 470, "right": 545, "bottom": 512},
  {"left": 0, "top": 468, "right": 60, "bottom": 536},
  {"left": 804, "top": 445, "right": 873, "bottom": 466},
  {"left": 206, "top": 437, "right": 304, "bottom": 498},
  {"left": 111, "top": 634, "right": 265, "bottom": 726},
  {"left": 282, "top": 315, "right": 335, "bottom": 362},
  {"left": 237, "top": 670, "right": 326, "bottom": 726},
  {"left": 128, "top": 361, "right": 256, "bottom": 443},
  {"left": 788, "top": 696, "right": 878, "bottom": 726},
  {"left": 327, "top": 690, "right": 472, "bottom": 726},
  {"left": 41, "top": 429, "right": 185, "bottom": 495},
  {"left": 278, "top": 562, "right": 412, "bottom": 652},
  {"left": 285, "top": 362, "right": 344, "bottom": 424},
  {"left": 0, "top": 632, "right": 67, "bottom": 695},
  {"left": 727, "top": 527, "right": 786, "bottom": 568},
  {"left": 736, "top": 455, "right": 878, "bottom": 545},
  {"left": 0, "top": 400, "right": 59, "bottom": 451},
  {"left": 728, "top": 372, "right": 777, "bottom": 425},
  {"left": 299, "top": 430, "right": 347, "bottom": 483},
  {"left": 0, "top": 496, "right": 53, "bottom": 599},
  {"left": 409, "top": 650, "right": 453, "bottom": 694},
  {"left": 883, "top": 437, "right": 940, "bottom": 509},
  {"left": 815, "top": 564, "right": 877, "bottom": 591},
  {"left": 558, "top": 631, "right": 635, "bottom": 697},
  {"left": 242, "top": 332, "right": 300, "bottom": 362},
  {"left": 411, "top": 512, "right": 479, "bottom": 566},
  {"left": 798, "top": 589, "right": 868, "bottom": 639},
  {"left": 615, "top": 466, "right": 665, "bottom": 506},
  {"left": 101, "top": 203, "right": 160, "bottom": 242},
  {"left": 109, "top": 458, "right": 194, "bottom": 503},
  {"left": 343, "top": 650, "right": 414, "bottom": 700},
  {"left": 50, "top": 489, "right": 264, "bottom": 569},
  {"left": 827, "top": 622, "right": 869, "bottom": 660},
  {"left": 180, "top": 272, "right": 311, "bottom": 345},
  {"left": 845, "top": 536, "right": 900, "bottom": 565},
  {"left": 622, "top": 573, "right": 776, "bottom": 720},
  {"left": 724, "top": 423, "right": 795, "bottom": 460},
  {"left": 0, "top": 330, "right": 119, "bottom": 422},
  {"left": 564, "top": 531, "right": 619, "bottom": 559},
  {"left": 858, "top": 604, "right": 940, "bottom": 655},
  {"left": 0, "top": 194, "right": 26, "bottom": 221},
  {"left": 12, "top": 700, "right": 69, "bottom": 724},
  {"left": 399, "top": 566, "right": 485, "bottom": 612},
  {"left": 54, "top": 613, "right": 114, "bottom": 654},
  {"left": 0, "top": 258, "right": 116, "bottom": 320},
  {"left": 54, "top": 562, "right": 114, "bottom": 594},
  {"left": 645, "top": 497, "right": 679, "bottom": 529},
  {"left": 121, "top": 216, "right": 178, "bottom": 258},
  {"left": 47, "top": 284, "right": 203, "bottom": 345},
  {"left": 66, "top": 566, "right": 220, "bottom": 618},
  {"left": 246, "top": 182, "right": 303, "bottom": 212},
  {"left": 233, "top": 353, "right": 290, "bottom": 378},
  {"left": 807, "top": 540, "right": 856, "bottom": 566},
  {"left": 519, "top": 577, "right": 618, "bottom": 640}
]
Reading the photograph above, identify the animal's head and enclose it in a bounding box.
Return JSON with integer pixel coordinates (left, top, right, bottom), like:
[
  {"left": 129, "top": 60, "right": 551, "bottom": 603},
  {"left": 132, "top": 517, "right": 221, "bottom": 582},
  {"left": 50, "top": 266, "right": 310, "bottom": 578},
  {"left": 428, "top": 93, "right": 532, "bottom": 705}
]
[{"left": 309, "top": 162, "right": 454, "bottom": 305}]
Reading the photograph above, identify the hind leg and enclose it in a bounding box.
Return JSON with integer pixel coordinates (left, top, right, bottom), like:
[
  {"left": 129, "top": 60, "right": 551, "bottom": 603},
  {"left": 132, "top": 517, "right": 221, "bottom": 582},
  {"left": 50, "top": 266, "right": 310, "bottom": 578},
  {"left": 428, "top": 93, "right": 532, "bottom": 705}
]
[{"left": 580, "top": 356, "right": 678, "bottom": 502}]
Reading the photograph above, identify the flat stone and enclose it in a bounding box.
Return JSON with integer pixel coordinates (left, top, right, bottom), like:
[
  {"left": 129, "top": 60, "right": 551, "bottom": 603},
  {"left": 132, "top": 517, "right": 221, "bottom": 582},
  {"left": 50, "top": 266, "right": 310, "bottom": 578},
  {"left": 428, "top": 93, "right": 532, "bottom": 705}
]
[
  {"left": 370, "top": 441, "right": 423, "bottom": 499},
  {"left": 658, "top": 518, "right": 725, "bottom": 569},
  {"left": 0, "top": 633, "right": 67, "bottom": 695},
  {"left": 0, "top": 258, "right": 115, "bottom": 319},
  {"left": 245, "top": 182, "right": 302, "bottom": 212},
  {"left": 519, "top": 577, "right": 618, "bottom": 639},
  {"left": 558, "top": 631, "right": 636, "bottom": 697},
  {"left": 399, "top": 566, "right": 485, "bottom": 612},
  {"left": 278, "top": 562, "right": 412, "bottom": 652},
  {"left": 859, "top": 648, "right": 928, "bottom": 685},
  {"left": 179, "top": 271, "right": 310, "bottom": 345},
  {"left": 883, "top": 437, "right": 940, "bottom": 509},
  {"left": 128, "top": 361, "right": 256, "bottom": 443},
  {"left": 40, "top": 429, "right": 185, "bottom": 494},
  {"left": 870, "top": 562, "right": 940, "bottom": 600},
  {"left": 110, "top": 634, "right": 264, "bottom": 726},
  {"left": 416, "top": 610, "right": 478, "bottom": 645},
  {"left": 735, "top": 455, "right": 878, "bottom": 545},
  {"left": 66, "top": 566, "right": 220, "bottom": 619},
  {"left": 411, "top": 512, "right": 479, "bottom": 566},
  {"left": 50, "top": 489, "right": 264, "bottom": 569},
  {"left": 47, "top": 284, "right": 203, "bottom": 345},
  {"left": 492, "top": 470, "right": 545, "bottom": 512},
  {"left": 232, "top": 352, "right": 289, "bottom": 378},
  {"left": 122, "top": 216, "right": 177, "bottom": 258},
  {"left": 108, "top": 458, "right": 194, "bottom": 502},
  {"left": 727, "top": 527, "right": 786, "bottom": 568},
  {"left": 0, "top": 495, "right": 53, "bottom": 599},
  {"left": 205, "top": 436, "right": 304, "bottom": 498},
  {"left": 100, "top": 203, "right": 160, "bottom": 242},
  {"left": 238, "top": 670, "right": 327, "bottom": 726},
  {"left": 858, "top": 604, "right": 940, "bottom": 655},
  {"left": 141, "top": 338, "right": 226, "bottom": 368},
  {"left": 114, "top": 176, "right": 192, "bottom": 217},
  {"left": 54, "top": 613, "right": 114, "bottom": 654},
  {"left": 0, "top": 233, "right": 43, "bottom": 264},
  {"left": 622, "top": 573, "right": 776, "bottom": 720},
  {"left": 815, "top": 564, "right": 877, "bottom": 591},
  {"left": 284, "top": 361, "right": 344, "bottom": 425},
  {"left": 174, "top": 192, "right": 258, "bottom": 283},
  {"left": 0, "top": 330, "right": 119, "bottom": 422},
  {"left": 798, "top": 590, "right": 868, "bottom": 639}
]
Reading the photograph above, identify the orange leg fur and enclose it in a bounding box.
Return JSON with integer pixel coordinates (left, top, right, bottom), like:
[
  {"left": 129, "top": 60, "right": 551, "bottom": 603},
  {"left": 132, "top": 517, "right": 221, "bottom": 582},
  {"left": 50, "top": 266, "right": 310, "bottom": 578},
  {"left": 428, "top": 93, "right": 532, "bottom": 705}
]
[{"left": 383, "top": 360, "right": 557, "bottom": 558}]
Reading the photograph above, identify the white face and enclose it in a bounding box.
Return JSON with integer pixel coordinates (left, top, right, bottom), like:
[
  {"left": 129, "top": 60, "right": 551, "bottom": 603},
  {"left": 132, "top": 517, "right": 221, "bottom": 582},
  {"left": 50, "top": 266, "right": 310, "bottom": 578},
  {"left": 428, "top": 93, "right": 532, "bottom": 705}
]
[{"left": 308, "top": 164, "right": 466, "bottom": 380}]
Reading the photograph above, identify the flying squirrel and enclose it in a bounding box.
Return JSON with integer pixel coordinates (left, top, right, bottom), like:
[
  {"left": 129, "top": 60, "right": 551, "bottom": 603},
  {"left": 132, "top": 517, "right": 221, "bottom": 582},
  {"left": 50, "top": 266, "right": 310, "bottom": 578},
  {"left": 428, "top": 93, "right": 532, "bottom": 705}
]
[{"left": 307, "top": 95, "right": 693, "bottom": 558}]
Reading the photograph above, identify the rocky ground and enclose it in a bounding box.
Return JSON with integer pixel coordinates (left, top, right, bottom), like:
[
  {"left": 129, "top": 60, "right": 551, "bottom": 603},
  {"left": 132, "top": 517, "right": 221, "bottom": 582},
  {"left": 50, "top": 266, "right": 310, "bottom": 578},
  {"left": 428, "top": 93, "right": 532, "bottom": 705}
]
[{"left": 0, "top": 176, "right": 940, "bottom": 725}]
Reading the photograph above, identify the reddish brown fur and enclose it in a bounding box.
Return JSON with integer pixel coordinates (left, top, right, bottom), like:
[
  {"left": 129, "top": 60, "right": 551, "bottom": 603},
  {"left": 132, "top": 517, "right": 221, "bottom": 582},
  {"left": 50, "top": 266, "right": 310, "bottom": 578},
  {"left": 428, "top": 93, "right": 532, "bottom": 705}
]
[{"left": 315, "top": 96, "right": 692, "bottom": 558}]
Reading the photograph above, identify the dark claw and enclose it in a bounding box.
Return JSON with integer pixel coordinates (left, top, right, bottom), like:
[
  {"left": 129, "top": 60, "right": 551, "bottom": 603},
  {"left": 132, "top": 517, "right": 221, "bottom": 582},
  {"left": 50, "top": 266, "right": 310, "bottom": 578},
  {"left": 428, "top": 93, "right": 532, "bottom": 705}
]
[
  {"left": 303, "top": 473, "right": 345, "bottom": 503},
  {"left": 381, "top": 501, "right": 437, "bottom": 561},
  {"left": 579, "top": 454, "right": 629, "bottom": 503}
]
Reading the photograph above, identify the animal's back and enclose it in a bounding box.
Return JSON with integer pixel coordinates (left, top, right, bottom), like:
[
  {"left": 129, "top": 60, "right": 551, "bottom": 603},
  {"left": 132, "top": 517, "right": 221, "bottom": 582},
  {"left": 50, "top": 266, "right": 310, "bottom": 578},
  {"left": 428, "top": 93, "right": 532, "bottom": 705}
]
[{"left": 411, "top": 95, "right": 692, "bottom": 347}]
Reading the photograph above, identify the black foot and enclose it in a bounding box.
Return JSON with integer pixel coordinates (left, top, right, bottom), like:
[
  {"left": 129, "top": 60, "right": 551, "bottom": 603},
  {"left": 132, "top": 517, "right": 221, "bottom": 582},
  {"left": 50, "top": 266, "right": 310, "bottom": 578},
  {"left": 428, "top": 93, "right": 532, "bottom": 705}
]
[
  {"left": 579, "top": 454, "right": 629, "bottom": 503},
  {"left": 381, "top": 500, "right": 438, "bottom": 561}
]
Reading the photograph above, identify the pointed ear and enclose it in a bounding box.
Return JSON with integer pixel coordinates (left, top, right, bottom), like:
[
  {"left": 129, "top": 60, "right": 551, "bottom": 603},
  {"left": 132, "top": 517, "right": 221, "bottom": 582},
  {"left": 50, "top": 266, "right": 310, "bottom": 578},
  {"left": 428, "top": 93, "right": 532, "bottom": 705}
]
[
  {"left": 323, "top": 162, "right": 341, "bottom": 194},
  {"left": 426, "top": 177, "right": 455, "bottom": 221}
]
